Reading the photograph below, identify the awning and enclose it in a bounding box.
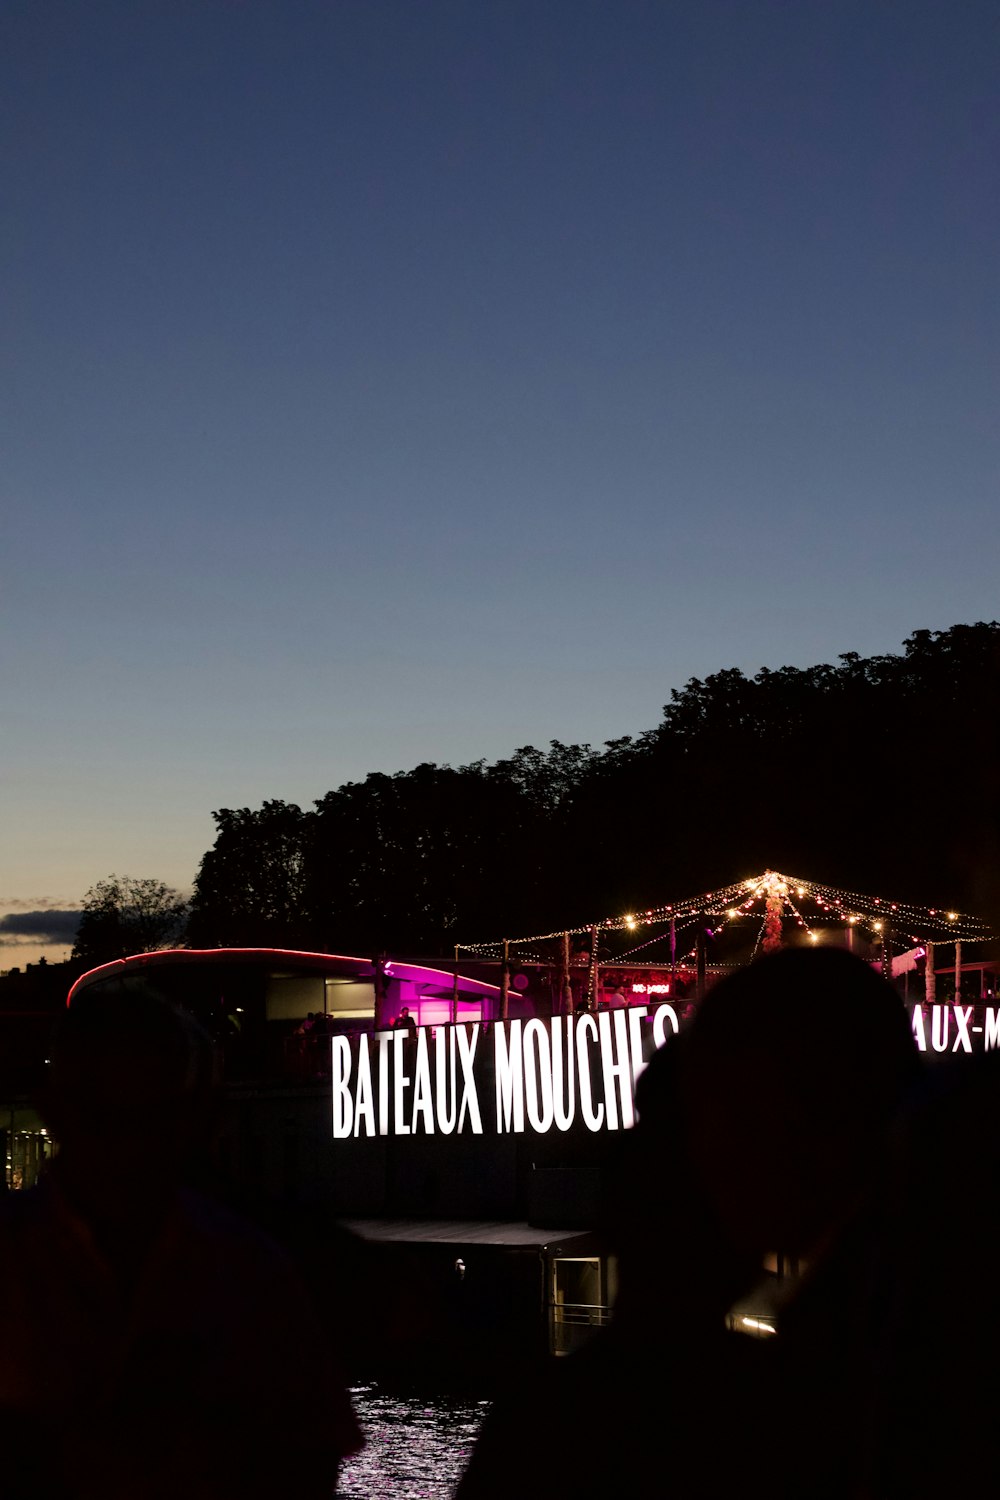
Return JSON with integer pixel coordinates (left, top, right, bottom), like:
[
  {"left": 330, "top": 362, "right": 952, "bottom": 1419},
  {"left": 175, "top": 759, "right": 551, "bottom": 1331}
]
[{"left": 340, "top": 1218, "right": 598, "bottom": 1252}]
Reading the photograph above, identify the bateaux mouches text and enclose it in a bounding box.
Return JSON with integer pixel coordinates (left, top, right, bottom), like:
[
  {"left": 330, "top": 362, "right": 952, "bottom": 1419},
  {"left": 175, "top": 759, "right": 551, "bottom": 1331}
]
[
  {"left": 331, "top": 1006, "right": 680, "bottom": 1140},
  {"left": 910, "top": 1004, "right": 1000, "bottom": 1056}
]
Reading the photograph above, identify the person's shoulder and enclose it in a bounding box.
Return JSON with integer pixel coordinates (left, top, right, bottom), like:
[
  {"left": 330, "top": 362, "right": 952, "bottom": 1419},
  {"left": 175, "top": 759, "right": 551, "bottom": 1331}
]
[
  {"left": 0, "top": 1188, "right": 34, "bottom": 1239},
  {"left": 175, "top": 1190, "right": 302, "bottom": 1276},
  {"left": 0, "top": 1180, "right": 62, "bottom": 1235}
]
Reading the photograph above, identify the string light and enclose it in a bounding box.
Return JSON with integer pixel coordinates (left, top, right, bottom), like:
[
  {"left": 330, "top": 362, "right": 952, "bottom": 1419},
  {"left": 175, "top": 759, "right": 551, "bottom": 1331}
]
[{"left": 460, "top": 869, "right": 995, "bottom": 955}]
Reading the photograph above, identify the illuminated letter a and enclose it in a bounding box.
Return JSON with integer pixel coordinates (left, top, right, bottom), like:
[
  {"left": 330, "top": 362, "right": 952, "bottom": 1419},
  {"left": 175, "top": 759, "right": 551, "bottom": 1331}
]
[{"left": 331, "top": 1037, "right": 353, "bottom": 1139}]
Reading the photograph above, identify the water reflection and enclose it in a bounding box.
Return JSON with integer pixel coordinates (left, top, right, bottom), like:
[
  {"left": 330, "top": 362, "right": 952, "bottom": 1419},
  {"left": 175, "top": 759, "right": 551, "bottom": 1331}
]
[{"left": 339, "top": 1385, "right": 490, "bottom": 1499}]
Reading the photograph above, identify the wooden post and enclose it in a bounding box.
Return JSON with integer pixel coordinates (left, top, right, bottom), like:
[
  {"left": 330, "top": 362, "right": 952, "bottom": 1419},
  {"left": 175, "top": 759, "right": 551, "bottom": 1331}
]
[
  {"left": 587, "top": 926, "right": 598, "bottom": 1010},
  {"left": 559, "top": 931, "right": 572, "bottom": 1016},
  {"left": 955, "top": 940, "right": 962, "bottom": 1004},
  {"left": 373, "top": 955, "right": 388, "bottom": 1030},
  {"left": 925, "top": 941, "right": 936, "bottom": 1004},
  {"left": 500, "top": 939, "right": 510, "bottom": 1021},
  {"left": 452, "top": 945, "right": 459, "bottom": 1025}
]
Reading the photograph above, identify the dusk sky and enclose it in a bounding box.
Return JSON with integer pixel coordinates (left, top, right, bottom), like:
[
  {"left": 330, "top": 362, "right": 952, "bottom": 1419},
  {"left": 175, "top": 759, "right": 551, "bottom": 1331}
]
[{"left": 4, "top": 0, "right": 998, "bottom": 964}]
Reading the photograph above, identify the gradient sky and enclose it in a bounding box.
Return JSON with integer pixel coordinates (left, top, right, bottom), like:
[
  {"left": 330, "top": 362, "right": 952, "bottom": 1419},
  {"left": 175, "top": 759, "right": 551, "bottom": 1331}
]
[{"left": 4, "top": 0, "right": 998, "bottom": 963}]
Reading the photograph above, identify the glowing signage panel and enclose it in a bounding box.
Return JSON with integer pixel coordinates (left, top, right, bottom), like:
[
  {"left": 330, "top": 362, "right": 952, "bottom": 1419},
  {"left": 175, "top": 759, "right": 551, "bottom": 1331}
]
[
  {"left": 910, "top": 1005, "right": 1000, "bottom": 1055},
  {"left": 331, "top": 1004, "right": 679, "bottom": 1139}
]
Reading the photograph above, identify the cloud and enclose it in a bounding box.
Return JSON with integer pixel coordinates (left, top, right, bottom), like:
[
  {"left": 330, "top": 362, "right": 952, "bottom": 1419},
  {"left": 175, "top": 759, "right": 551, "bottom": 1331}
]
[
  {"left": 0, "top": 910, "right": 81, "bottom": 946},
  {"left": 0, "top": 896, "right": 75, "bottom": 911}
]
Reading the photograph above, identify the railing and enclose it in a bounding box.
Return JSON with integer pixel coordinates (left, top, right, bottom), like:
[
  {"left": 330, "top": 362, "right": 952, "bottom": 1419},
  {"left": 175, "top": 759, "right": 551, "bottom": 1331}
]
[
  {"left": 283, "top": 1033, "right": 333, "bottom": 1081},
  {"left": 548, "top": 1300, "right": 613, "bottom": 1356}
]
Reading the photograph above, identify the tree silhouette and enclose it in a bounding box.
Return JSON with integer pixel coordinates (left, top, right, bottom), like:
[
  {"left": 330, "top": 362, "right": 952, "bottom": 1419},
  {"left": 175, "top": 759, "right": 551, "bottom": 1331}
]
[
  {"left": 72, "top": 875, "right": 189, "bottom": 966},
  {"left": 187, "top": 801, "right": 310, "bottom": 949},
  {"left": 187, "top": 622, "right": 1000, "bottom": 953}
]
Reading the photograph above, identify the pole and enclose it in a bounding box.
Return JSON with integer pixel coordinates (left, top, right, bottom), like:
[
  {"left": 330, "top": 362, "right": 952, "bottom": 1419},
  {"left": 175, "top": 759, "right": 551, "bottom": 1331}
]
[
  {"left": 587, "top": 926, "right": 598, "bottom": 1011},
  {"left": 452, "top": 945, "right": 460, "bottom": 1026},
  {"left": 500, "top": 939, "right": 510, "bottom": 1022},
  {"left": 695, "top": 915, "right": 707, "bottom": 1000},
  {"left": 925, "top": 941, "right": 936, "bottom": 1004},
  {"left": 559, "top": 931, "right": 572, "bottom": 1016},
  {"left": 955, "top": 940, "right": 962, "bottom": 1004},
  {"left": 373, "top": 955, "right": 387, "bottom": 1030},
  {"left": 670, "top": 917, "right": 676, "bottom": 990}
]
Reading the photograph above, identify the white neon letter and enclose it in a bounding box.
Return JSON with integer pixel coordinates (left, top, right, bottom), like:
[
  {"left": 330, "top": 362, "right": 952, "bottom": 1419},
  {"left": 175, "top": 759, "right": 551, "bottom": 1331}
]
[
  {"left": 392, "top": 1030, "right": 411, "bottom": 1134},
  {"left": 456, "top": 1024, "right": 483, "bottom": 1134},
  {"left": 931, "top": 1007, "right": 951, "bottom": 1054},
  {"left": 331, "top": 1037, "right": 353, "bottom": 1139},
  {"left": 598, "top": 1010, "right": 635, "bottom": 1131},
  {"left": 551, "top": 1016, "right": 576, "bottom": 1131},
  {"left": 411, "top": 1028, "right": 435, "bottom": 1132},
  {"left": 523, "top": 1018, "right": 554, "bottom": 1133},
  {"left": 952, "top": 1006, "right": 974, "bottom": 1053},
  {"left": 372, "top": 1032, "right": 392, "bottom": 1134},
  {"left": 651, "top": 1003, "right": 679, "bottom": 1050},
  {"left": 494, "top": 1021, "right": 525, "bottom": 1134},
  {"left": 435, "top": 1027, "right": 457, "bottom": 1134},
  {"left": 911, "top": 1006, "right": 927, "bottom": 1053},
  {"left": 576, "top": 1014, "right": 604, "bottom": 1132},
  {"left": 986, "top": 1009, "right": 1000, "bottom": 1051},
  {"left": 627, "top": 1006, "right": 649, "bottom": 1091},
  {"left": 353, "top": 1036, "right": 375, "bottom": 1137}
]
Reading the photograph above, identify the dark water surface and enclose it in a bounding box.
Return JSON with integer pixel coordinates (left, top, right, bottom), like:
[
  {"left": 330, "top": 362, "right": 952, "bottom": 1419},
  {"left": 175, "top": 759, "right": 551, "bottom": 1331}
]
[{"left": 339, "top": 1385, "right": 490, "bottom": 1499}]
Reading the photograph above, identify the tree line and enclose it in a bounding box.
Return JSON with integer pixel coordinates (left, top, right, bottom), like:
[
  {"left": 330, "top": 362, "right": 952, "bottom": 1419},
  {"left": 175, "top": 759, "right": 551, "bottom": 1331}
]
[{"left": 74, "top": 623, "right": 1000, "bottom": 965}]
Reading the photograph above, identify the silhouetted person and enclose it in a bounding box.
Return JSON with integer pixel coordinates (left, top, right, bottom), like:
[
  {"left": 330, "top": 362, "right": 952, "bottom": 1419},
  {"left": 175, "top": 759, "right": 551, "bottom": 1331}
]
[
  {"left": 458, "top": 1032, "right": 768, "bottom": 1500},
  {"left": 393, "top": 1005, "right": 417, "bottom": 1036},
  {"left": 458, "top": 945, "right": 918, "bottom": 1500},
  {"left": 680, "top": 945, "right": 918, "bottom": 1264},
  {"left": 0, "top": 988, "right": 361, "bottom": 1498},
  {"left": 858, "top": 1047, "right": 1000, "bottom": 1498},
  {"left": 680, "top": 945, "right": 920, "bottom": 1499}
]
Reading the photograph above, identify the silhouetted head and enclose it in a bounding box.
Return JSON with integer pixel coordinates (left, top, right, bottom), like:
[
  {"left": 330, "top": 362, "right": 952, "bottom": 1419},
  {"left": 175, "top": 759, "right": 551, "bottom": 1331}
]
[
  {"left": 44, "top": 987, "right": 217, "bottom": 1222},
  {"left": 679, "top": 946, "right": 919, "bottom": 1258},
  {"left": 609, "top": 1034, "right": 763, "bottom": 1326}
]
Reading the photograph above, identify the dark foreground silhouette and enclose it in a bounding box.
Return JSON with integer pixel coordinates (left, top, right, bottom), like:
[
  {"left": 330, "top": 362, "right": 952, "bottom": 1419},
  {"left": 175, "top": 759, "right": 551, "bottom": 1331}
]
[
  {"left": 857, "top": 1045, "right": 1000, "bottom": 1498},
  {"left": 0, "top": 989, "right": 361, "bottom": 1499},
  {"left": 457, "top": 947, "right": 919, "bottom": 1500}
]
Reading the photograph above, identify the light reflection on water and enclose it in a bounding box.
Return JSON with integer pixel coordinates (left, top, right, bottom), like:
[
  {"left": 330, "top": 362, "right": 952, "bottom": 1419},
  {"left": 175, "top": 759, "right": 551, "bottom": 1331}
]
[{"left": 339, "top": 1385, "right": 490, "bottom": 1499}]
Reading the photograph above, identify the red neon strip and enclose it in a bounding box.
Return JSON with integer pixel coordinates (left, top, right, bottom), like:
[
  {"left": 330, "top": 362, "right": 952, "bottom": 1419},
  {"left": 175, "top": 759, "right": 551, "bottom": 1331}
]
[{"left": 66, "top": 947, "right": 505, "bottom": 1005}]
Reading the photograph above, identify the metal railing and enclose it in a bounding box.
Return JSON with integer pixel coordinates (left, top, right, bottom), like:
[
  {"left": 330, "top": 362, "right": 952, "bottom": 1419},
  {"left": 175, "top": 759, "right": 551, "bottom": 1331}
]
[{"left": 548, "top": 1300, "right": 613, "bottom": 1356}]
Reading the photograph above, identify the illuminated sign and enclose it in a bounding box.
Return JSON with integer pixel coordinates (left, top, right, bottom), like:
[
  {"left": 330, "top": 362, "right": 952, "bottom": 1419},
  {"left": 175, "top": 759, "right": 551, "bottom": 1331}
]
[
  {"left": 631, "top": 982, "right": 670, "bottom": 995},
  {"left": 910, "top": 1005, "right": 1000, "bottom": 1055},
  {"left": 331, "top": 1004, "right": 680, "bottom": 1139}
]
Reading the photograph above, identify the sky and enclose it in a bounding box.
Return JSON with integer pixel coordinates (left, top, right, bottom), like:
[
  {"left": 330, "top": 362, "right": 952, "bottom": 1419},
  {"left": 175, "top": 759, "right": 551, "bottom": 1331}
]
[{"left": 3, "top": 0, "right": 998, "bottom": 966}]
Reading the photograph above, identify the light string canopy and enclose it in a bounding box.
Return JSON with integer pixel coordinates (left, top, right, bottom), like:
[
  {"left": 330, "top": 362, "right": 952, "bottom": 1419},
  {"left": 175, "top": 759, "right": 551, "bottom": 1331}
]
[{"left": 458, "top": 869, "right": 996, "bottom": 962}]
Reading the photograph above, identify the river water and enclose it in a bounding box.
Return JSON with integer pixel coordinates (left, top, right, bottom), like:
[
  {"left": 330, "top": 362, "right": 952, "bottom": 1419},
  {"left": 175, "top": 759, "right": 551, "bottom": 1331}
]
[{"left": 339, "top": 1385, "right": 490, "bottom": 1499}]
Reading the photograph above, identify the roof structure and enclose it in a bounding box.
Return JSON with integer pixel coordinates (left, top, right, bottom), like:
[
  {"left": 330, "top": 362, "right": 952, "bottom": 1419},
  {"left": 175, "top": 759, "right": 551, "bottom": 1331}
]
[
  {"left": 66, "top": 947, "right": 506, "bottom": 1006},
  {"left": 459, "top": 868, "right": 996, "bottom": 967}
]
